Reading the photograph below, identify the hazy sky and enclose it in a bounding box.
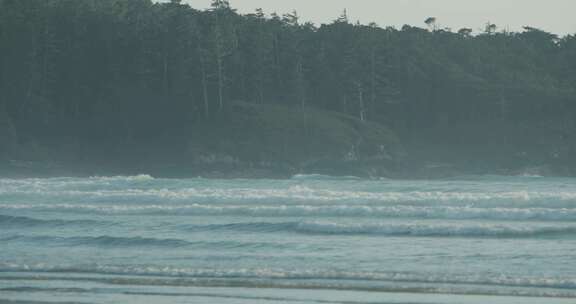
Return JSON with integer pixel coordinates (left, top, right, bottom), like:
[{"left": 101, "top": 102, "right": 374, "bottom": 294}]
[{"left": 178, "top": 0, "right": 576, "bottom": 35}]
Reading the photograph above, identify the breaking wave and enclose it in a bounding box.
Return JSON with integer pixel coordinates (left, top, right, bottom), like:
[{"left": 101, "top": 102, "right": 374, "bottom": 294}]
[
  {"left": 174, "top": 221, "right": 576, "bottom": 238},
  {"left": 291, "top": 174, "right": 364, "bottom": 181},
  {"left": 2, "top": 188, "right": 576, "bottom": 209},
  {"left": 1, "top": 263, "right": 575, "bottom": 297},
  {"left": 2, "top": 204, "right": 575, "bottom": 221},
  {"left": 88, "top": 174, "right": 155, "bottom": 181},
  {"left": 0, "top": 235, "right": 285, "bottom": 249},
  {"left": 0, "top": 235, "right": 190, "bottom": 248},
  {"left": 0, "top": 214, "right": 105, "bottom": 228},
  {"left": 291, "top": 221, "right": 576, "bottom": 237},
  {"left": 2, "top": 175, "right": 576, "bottom": 301}
]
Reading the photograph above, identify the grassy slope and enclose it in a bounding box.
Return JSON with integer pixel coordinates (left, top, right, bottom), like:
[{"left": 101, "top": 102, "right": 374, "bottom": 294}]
[
  {"left": 187, "top": 102, "right": 403, "bottom": 177},
  {"left": 0, "top": 102, "right": 404, "bottom": 178}
]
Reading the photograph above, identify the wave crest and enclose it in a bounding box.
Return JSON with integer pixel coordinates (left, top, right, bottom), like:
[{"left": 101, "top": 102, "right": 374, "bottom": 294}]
[
  {"left": 0, "top": 235, "right": 189, "bottom": 248},
  {"left": 179, "top": 221, "right": 576, "bottom": 238},
  {"left": 88, "top": 174, "right": 155, "bottom": 181},
  {"left": 291, "top": 174, "right": 363, "bottom": 181},
  {"left": 0, "top": 214, "right": 104, "bottom": 228},
  {"left": 2, "top": 263, "right": 575, "bottom": 295},
  {"left": 3, "top": 204, "right": 575, "bottom": 221}
]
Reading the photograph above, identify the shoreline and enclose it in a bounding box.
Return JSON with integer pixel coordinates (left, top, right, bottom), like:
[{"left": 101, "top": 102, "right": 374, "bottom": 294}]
[{"left": 0, "top": 160, "right": 572, "bottom": 180}]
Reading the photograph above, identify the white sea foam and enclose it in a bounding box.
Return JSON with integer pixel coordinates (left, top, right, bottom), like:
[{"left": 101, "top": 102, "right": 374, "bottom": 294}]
[
  {"left": 291, "top": 174, "right": 363, "bottom": 180},
  {"left": 2, "top": 203, "right": 575, "bottom": 221},
  {"left": 88, "top": 174, "right": 155, "bottom": 181},
  {"left": 1, "top": 262, "right": 575, "bottom": 295},
  {"left": 2, "top": 176, "right": 576, "bottom": 301},
  {"left": 2, "top": 176, "right": 576, "bottom": 209},
  {"left": 2, "top": 186, "right": 576, "bottom": 208},
  {"left": 169, "top": 220, "right": 576, "bottom": 238},
  {"left": 293, "top": 221, "right": 576, "bottom": 237}
]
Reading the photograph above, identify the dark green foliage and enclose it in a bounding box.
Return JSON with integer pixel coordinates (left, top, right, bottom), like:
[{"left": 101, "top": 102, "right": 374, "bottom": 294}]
[
  {"left": 188, "top": 102, "right": 401, "bottom": 164},
  {"left": 1, "top": 0, "right": 575, "bottom": 175}
]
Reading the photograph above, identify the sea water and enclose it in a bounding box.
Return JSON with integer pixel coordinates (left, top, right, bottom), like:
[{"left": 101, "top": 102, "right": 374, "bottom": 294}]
[{"left": 0, "top": 174, "right": 575, "bottom": 304}]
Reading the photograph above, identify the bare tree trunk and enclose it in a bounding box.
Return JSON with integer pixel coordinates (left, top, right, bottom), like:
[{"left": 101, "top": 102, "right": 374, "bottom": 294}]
[
  {"left": 214, "top": 18, "right": 227, "bottom": 112},
  {"left": 163, "top": 52, "right": 169, "bottom": 94},
  {"left": 258, "top": 79, "right": 264, "bottom": 104},
  {"left": 256, "top": 21, "right": 265, "bottom": 105},
  {"left": 257, "top": 78, "right": 264, "bottom": 104},
  {"left": 499, "top": 95, "right": 509, "bottom": 145},
  {"left": 199, "top": 50, "right": 210, "bottom": 118},
  {"left": 296, "top": 58, "right": 307, "bottom": 128},
  {"left": 370, "top": 48, "right": 377, "bottom": 117},
  {"left": 41, "top": 30, "right": 49, "bottom": 102},
  {"left": 256, "top": 42, "right": 265, "bottom": 104},
  {"left": 26, "top": 40, "right": 36, "bottom": 100},
  {"left": 0, "top": 94, "right": 18, "bottom": 147},
  {"left": 216, "top": 55, "right": 224, "bottom": 111},
  {"left": 240, "top": 60, "right": 247, "bottom": 101},
  {"left": 273, "top": 34, "right": 281, "bottom": 101},
  {"left": 357, "top": 82, "right": 366, "bottom": 122},
  {"left": 21, "top": 29, "right": 39, "bottom": 114}
]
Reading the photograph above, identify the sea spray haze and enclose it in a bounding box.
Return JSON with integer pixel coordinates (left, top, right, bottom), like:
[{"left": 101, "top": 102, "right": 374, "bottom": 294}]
[{"left": 1, "top": 175, "right": 576, "bottom": 303}]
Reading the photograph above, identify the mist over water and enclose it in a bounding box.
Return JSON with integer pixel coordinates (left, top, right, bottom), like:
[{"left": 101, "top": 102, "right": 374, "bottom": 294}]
[{"left": 1, "top": 175, "right": 576, "bottom": 303}]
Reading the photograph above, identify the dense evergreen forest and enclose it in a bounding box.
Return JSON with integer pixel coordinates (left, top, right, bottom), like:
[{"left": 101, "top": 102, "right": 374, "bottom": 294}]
[{"left": 1, "top": 0, "right": 576, "bottom": 177}]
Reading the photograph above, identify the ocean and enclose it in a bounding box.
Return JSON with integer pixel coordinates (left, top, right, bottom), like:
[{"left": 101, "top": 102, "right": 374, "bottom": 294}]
[{"left": 0, "top": 174, "right": 575, "bottom": 304}]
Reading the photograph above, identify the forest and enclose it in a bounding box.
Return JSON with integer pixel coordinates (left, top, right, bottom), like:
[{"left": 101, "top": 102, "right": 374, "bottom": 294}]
[{"left": 1, "top": 0, "right": 576, "bottom": 177}]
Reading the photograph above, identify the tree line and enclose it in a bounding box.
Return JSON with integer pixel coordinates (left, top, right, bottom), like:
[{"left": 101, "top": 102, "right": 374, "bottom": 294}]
[{"left": 1, "top": 0, "right": 575, "bottom": 169}]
